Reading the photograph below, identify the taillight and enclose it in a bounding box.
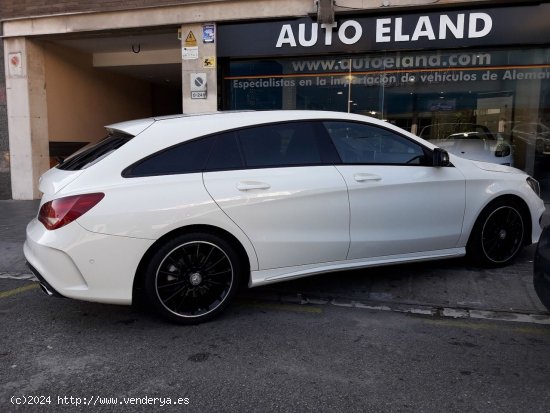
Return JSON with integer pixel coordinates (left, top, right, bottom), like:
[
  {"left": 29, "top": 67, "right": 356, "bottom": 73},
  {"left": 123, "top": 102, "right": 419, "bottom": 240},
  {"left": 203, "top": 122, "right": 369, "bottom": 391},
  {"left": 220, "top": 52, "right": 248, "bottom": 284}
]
[{"left": 38, "top": 193, "right": 104, "bottom": 230}]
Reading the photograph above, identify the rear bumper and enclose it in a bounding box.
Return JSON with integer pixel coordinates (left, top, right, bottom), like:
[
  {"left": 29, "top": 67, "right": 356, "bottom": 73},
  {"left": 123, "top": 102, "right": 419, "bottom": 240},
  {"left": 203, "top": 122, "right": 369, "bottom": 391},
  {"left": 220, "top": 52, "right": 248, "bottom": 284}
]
[{"left": 24, "top": 218, "right": 155, "bottom": 305}]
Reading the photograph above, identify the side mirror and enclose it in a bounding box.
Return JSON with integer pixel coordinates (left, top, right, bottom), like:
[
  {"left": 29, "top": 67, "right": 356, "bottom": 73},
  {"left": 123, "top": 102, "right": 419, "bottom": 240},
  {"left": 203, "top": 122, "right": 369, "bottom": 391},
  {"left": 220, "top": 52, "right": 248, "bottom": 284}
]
[{"left": 433, "top": 148, "right": 450, "bottom": 167}]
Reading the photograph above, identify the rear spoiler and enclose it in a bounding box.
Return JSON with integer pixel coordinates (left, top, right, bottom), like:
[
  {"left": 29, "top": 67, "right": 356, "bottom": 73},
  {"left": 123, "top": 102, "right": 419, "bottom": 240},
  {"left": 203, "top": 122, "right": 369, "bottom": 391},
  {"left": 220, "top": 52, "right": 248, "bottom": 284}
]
[{"left": 105, "top": 118, "right": 155, "bottom": 136}]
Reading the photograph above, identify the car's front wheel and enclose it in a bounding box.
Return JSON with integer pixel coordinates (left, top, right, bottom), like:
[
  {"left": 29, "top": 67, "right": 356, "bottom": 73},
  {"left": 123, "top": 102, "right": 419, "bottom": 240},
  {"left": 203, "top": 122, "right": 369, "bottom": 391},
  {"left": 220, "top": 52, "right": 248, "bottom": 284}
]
[
  {"left": 467, "top": 199, "right": 527, "bottom": 267},
  {"left": 144, "top": 233, "right": 242, "bottom": 324}
]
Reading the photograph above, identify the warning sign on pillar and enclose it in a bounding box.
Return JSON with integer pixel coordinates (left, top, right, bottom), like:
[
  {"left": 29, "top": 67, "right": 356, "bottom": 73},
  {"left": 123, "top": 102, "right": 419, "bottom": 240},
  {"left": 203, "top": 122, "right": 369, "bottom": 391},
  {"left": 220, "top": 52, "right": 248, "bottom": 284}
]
[
  {"left": 184, "top": 31, "right": 197, "bottom": 47},
  {"left": 203, "top": 57, "right": 216, "bottom": 68},
  {"left": 182, "top": 30, "right": 198, "bottom": 60}
]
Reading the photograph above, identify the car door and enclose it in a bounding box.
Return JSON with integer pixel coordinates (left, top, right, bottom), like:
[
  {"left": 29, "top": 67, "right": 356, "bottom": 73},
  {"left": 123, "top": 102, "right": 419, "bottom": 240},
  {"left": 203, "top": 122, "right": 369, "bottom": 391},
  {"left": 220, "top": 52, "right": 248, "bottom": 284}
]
[
  {"left": 203, "top": 121, "right": 350, "bottom": 270},
  {"left": 323, "top": 121, "right": 466, "bottom": 260}
]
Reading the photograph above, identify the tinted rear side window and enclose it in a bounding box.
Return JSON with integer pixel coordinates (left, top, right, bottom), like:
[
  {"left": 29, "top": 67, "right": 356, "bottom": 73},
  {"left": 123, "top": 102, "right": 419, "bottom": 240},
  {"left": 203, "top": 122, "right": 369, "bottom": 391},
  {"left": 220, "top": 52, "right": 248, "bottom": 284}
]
[
  {"left": 237, "top": 121, "right": 338, "bottom": 168},
  {"left": 123, "top": 137, "right": 214, "bottom": 177},
  {"left": 204, "top": 132, "right": 244, "bottom": 171},
  {"left": 57, "top": 133, "right": 132, "bottom": 171}
]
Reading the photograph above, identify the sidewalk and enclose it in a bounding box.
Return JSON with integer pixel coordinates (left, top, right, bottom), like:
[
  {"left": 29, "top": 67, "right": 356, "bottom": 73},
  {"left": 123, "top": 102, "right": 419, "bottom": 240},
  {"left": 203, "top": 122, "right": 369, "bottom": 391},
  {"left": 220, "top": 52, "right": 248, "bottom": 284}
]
[
  {"left": 0, "top": 200, "right": 40, "bottom": 275},
  {"left": 1, "top": 199, "right": 548, "bottom": 316}
]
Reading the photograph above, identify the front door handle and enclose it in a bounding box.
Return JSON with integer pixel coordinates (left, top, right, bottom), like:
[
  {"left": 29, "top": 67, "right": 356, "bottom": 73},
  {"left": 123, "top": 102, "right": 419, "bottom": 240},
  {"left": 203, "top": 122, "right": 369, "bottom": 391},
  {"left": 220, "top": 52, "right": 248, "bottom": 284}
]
[
  {"left": 354, "top": 173, "right": 382, "bottom": 182},
  {"left": 236, "top": 181, "right": 271, "bottom": 191}
]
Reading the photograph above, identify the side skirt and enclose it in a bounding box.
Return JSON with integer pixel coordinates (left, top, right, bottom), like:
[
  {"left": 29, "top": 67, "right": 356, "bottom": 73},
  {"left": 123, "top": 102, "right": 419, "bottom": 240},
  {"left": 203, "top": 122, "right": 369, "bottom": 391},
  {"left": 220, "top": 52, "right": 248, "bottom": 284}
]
[{"left": 249, "top": 248, "right": 466, "bottom": 287}]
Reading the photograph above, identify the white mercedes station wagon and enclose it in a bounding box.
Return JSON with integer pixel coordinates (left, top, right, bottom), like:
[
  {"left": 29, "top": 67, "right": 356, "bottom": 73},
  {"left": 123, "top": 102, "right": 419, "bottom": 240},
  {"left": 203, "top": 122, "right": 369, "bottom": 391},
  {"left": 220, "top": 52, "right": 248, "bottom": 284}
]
[{"left": 25, "top": 111, "right": 545, "bottom": 324}]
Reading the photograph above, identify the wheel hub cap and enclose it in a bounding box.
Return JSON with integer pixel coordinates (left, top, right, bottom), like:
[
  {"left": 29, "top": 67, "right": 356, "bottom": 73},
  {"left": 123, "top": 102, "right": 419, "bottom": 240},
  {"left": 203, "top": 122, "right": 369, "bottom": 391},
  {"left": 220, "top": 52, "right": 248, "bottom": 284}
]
[
  {"left": 189, "top": 272, "right": 202, "bottom": 286},
  {"left": 499, "top": 229, "right": 507, "bottom": 240},
  {"left": 155, "top": 241, "right": 234, "bottom": 318}
]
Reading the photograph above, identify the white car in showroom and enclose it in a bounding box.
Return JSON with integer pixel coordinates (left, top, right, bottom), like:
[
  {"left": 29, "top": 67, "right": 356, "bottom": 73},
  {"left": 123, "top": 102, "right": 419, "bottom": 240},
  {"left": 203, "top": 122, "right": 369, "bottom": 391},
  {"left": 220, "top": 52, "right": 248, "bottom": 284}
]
[
  {"left": 25, "top": 111, "right": 545, "bottom": 324},
  {"left": 419, "top": 123, "right": 514, "bottom": 166}
]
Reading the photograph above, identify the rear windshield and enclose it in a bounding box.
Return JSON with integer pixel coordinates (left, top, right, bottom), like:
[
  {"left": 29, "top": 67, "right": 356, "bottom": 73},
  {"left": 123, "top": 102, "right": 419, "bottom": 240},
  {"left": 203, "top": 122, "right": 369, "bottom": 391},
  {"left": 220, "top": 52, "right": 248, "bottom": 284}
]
[{"left": 57, "top": 132, "right": 133, "bottom": 171}]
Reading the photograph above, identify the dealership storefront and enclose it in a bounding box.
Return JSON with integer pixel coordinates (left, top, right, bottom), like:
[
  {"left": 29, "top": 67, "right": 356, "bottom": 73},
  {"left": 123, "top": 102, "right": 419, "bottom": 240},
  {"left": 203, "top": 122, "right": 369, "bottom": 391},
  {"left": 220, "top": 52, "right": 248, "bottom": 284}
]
[
  {"left": 3, "top": 1, "right": 550, "bottom": 200},
  {"left": 218, "top": 3, "right": 550, "bottom": 179}
]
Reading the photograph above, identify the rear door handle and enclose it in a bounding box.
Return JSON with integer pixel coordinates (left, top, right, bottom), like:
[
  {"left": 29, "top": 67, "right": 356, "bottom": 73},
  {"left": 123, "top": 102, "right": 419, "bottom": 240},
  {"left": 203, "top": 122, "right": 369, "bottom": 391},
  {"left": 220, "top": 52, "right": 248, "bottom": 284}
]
[
  {"left": 236, "top": 181, "right": 271, "bottom": 191},
  {"left": 354, "top": 173, "right": 382, "bottom": 182}
]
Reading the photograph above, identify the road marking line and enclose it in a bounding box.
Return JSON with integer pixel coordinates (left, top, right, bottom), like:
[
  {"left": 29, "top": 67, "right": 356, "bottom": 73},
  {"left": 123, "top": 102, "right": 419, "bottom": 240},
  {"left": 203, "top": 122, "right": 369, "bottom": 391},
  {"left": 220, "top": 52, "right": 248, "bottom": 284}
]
[
  {"left": 0, "top": 272, "right": 37, "bottom": 281},
  {"left": 260, "top": 294, "right": 550, "bottom": 325},
  {"left": 351, "top": 301, "right": 550, "bottom": 325},
  {"left": 0, "top": 283, "right": 39, "bottom": 299},
  {"left": 423, "top": 318, "right": 550, "bottom": 335}
]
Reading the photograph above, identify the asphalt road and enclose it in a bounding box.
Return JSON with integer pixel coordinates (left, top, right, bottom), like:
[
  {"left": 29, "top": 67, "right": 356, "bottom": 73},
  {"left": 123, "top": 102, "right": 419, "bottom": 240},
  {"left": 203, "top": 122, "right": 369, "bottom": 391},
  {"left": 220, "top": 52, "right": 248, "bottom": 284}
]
[
  {"left": 1, "top": 200, "right": 550, "bottom": 412},
  {"left": 1, "top": 277, "right": 549, "bottom": 413}
]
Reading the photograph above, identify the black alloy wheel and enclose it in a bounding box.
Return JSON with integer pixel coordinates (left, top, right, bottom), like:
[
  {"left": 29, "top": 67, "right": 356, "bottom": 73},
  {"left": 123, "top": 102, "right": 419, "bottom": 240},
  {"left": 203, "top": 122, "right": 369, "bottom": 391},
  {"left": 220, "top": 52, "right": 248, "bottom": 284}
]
[
  {"left": 144, "top": 233, "right": 242, "bottom": 324},
  {"left": 468, "top": 199, "right": 526, "bottom": 267}
]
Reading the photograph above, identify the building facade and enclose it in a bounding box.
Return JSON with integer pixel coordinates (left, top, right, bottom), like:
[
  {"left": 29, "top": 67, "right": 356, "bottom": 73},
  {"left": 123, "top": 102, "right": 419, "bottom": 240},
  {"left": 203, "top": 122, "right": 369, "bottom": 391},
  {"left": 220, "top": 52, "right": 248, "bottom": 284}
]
[{"left": 1, "top": 0, "right": 549, "bottom": 199}]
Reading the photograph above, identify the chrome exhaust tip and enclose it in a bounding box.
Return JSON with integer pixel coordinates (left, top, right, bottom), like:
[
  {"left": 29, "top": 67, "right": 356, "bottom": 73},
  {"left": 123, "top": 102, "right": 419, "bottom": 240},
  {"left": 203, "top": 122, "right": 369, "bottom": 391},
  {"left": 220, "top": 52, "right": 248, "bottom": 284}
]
[
  {"left": 26, "top": 262, "right": 64, "bottom": 298},
  {"left": 38, "top": 282, "right": 55, "bottom": 296}
]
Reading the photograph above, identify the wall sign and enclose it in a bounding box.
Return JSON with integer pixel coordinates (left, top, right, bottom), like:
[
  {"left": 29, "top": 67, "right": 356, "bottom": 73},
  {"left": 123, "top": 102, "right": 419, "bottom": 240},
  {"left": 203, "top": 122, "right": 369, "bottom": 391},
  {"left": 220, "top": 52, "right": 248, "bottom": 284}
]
[
  {"left": 203, "top": 24, "right": 215, "bottom": 43},
  {"left": 218, "top": 4, "right": 550, "bottom": 57},
  {"left": 190, "top": 73, "right": 207, "bottom": 99},
  {"left": 182, "top": 30, "right": 199, "bottom": 60},
  {"left": 8, "top": 52, "right": 23, "bottom": 77},
  {"left": 203, "top": 57, "right": 216, "bottom": 68}
]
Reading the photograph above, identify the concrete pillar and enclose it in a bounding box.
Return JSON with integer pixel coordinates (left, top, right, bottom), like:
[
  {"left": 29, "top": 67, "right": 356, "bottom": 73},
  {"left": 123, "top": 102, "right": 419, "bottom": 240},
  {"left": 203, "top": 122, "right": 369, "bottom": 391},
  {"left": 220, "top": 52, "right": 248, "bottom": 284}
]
[
  {"left": 180, "top": 23, "right": 218, "bottom": 113},
  {"left": 0, "top": 43, "right": 12, "bottom": 199},
  {"left": 4, "top": 37, "right": 49, "bottom": 199},
  {"left": 515, "top": 78, "right": 541, "bottom": 176},
  {"left": 282, "top": 62, "right": 297, "bottom": 110}
]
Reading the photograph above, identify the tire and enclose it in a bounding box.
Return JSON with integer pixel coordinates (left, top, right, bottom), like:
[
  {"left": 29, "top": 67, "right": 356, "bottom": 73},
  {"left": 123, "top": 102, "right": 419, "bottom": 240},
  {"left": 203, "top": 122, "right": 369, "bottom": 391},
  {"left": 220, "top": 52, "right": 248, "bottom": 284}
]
[
  {"left": 467, "top": 199, "right": 526, "bottom": 267},
  {"left": 144, "top": 232, "right": 242, "bottom": 324}
]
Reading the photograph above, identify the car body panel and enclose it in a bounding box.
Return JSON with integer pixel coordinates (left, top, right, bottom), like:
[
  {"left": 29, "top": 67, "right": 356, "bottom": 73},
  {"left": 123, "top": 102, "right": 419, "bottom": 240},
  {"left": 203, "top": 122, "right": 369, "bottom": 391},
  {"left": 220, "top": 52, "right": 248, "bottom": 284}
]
[
  {"left": 335, "top": 164, "right": 466, "bottom": 259},
  {"left": 73, "top": 173, "right": 260, "bottom": 271},
  {"left": 38, "top": 168, "right": 84, "bottom": 196},
  {"left": 24, "top": 218, "right": 154, "bottom": 304},
  {"left": 251, "top": 247, "right": 465, "bottom": 286},
  {"left": 452, "top": 158, "right": 545, "bottom": 246},
  {"left": 204, "top": 166, "right": 350, "bottom": 270},
  {"left": 105, "top": 117, "right": 154, "bottom": 136}
]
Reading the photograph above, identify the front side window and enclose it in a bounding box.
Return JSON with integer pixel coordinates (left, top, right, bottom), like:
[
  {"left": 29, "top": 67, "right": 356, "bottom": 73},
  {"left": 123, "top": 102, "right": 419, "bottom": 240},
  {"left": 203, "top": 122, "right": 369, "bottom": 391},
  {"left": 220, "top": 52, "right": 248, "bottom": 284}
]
[{"left": 324, "top": 122, "right": 429, "bottom": 165}]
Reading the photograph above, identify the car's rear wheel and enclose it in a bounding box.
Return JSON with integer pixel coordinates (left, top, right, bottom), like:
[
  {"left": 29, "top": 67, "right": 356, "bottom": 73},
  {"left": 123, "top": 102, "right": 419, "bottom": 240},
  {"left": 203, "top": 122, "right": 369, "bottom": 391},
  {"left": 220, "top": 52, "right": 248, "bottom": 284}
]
[
  {"left": 467, "top": 199, "right": 526, "bottom": 267},
  {"left": 144, "top": 233, "right": 242, "bottom": 324}
]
